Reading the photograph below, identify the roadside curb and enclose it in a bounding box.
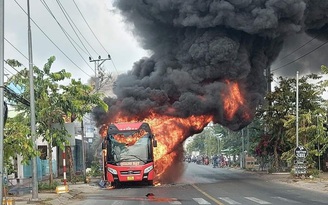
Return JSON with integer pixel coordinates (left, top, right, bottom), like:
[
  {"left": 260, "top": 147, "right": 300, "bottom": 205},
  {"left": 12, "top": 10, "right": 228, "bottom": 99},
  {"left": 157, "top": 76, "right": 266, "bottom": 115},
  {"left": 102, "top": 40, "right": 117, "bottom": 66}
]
[{"left": 7, "top": 178, "right": 102, "bottom": 205}]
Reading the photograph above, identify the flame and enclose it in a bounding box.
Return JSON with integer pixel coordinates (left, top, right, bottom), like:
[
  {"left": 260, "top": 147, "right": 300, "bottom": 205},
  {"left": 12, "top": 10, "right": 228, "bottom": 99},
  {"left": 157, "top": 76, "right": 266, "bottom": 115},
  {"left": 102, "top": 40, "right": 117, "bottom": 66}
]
[
  {"left": 147, "top": 114, "right": 213, "bottom": 183},
  {"left": 99, "top": 81, "right": 252, "bottom": 184},
  {"left": 113, "top": 130, "right": 147, "bottom": 146},
  {"left": 222, "top": 81, "right": 246, "bottom": 120},
  {"left": 99, "top": 124, "right": 108, "bottom": 137},
  {"left": 102, "top": 112, "right": 212, "bottom": 184}
]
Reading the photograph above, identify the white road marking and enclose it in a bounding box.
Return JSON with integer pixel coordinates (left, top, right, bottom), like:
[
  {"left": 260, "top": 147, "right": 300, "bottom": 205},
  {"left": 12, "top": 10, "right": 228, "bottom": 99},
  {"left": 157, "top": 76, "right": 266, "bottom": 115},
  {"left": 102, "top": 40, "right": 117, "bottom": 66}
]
[
  {"left": 272, "top": 196, "right": 300, "bottom": 203},
  {"left": 245, "top": 197, "right": 271, "bottom": 204},
  {"left": 193, "top": 198, "right": 211, "bottom": 204},
  {"left": 218, "top": 197, "right": 241, "bottom": 204},
  {"left": 169, "top": 201, "right": 182, "bottom": 204},
  {"left": 111, "top": 201, "right": 124, "bottom": 205}
]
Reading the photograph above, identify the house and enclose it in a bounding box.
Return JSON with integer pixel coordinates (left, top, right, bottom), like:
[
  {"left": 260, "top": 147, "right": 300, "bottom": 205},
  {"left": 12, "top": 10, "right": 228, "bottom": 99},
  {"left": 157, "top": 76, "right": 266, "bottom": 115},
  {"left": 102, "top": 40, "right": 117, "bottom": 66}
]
[{"left": 8, "top": 118, "right": 99, "bottom": 185}]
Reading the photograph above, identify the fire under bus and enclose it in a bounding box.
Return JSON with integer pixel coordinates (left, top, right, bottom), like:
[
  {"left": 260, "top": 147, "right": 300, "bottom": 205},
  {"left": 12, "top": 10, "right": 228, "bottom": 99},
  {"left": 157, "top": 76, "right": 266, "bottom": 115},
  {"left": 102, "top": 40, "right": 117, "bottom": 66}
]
[{"left": 102, "top": 122, "right": 157, "bottom": 187}]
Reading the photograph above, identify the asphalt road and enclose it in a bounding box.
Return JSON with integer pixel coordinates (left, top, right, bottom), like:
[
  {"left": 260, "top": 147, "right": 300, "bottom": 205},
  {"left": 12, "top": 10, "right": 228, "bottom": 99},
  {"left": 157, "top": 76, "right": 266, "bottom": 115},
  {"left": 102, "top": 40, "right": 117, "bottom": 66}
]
[{"left": 69, "top": 163, "right": 328, "bottom": 205}]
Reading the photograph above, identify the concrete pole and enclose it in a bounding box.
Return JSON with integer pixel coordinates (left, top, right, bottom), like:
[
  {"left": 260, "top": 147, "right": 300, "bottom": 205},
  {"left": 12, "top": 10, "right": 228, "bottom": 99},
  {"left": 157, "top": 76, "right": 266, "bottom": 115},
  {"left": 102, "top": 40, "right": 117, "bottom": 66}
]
[
  {"left": 296, "top": 71, "right": 299, "bottom": 147},
  {"left": 87, "top": 56, "right": 111, "bottom": 179},
  {"left": 27, "top": 0, "right": 38, "bottom": 200},
  {"left": 316, "top": 115, "right": 321, "bottom": 171},
  {"left": 218, "top": 137, "right": 220, "bottom": 155},
  {"left": 94, "top": 61, "right": 98, "bottom": 91},
  {"left": 241, "top": 130, "right": 245, "bottom": 169},
  {"left": 62, "top": 146, "right": 67, "bottom": 185},
  {"left": 0, "top": 0, "right": 5, "bottom": 202},
  {"left": 89, "top": 55, "right": 111, "bottom": 91},
  {"left": 246, "top": 127, "right": 250, "bottom": 154},
  {"left": 81, "top": 120, "right": 86, "bottom": 178}
]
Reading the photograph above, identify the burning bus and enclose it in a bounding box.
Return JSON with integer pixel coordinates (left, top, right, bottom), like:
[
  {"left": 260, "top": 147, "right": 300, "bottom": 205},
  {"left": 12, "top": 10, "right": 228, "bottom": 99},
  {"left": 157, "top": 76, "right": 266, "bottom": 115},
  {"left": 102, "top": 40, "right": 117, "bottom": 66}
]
[{"left": 101, "top": 122, "right": 157, "bottom": 187}]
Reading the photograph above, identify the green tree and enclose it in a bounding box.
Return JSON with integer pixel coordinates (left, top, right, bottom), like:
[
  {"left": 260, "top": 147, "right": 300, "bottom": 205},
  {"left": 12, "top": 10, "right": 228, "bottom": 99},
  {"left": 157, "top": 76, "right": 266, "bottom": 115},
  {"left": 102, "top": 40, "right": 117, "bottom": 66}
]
[
  {"left": 3, "top": 113, "right": 39, "bottom": 174},
  {"left": 186, "top": 134, "right": 205, "bottom": 154},
  {"left": 6, "top": 56, "right": 108, "bottom": 185},
  {"left": 256, "top": 73, "right": 326, "bottom": 171}
]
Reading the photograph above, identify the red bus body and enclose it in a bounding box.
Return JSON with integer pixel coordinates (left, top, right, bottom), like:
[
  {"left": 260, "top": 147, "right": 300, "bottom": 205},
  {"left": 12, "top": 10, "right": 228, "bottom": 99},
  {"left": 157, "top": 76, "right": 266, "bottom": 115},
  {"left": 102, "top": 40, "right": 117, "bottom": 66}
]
[{"left": 102, "top": 122, "right": 156, "bottom": 186}]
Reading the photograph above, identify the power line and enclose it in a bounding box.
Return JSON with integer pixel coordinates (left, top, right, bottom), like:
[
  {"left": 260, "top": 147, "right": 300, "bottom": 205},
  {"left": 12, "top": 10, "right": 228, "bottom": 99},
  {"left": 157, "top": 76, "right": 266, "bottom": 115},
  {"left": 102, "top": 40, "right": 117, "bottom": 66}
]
[
  {"left": 73, "top": 0, "right": 120, "bottom": 79},
  {"left": 73, "top": 0, "right": 110, "bottom": 55},
  {"left": 4, "top": 60, "right": 22, "bottom": 74},
  {"left": 273, "top": 26, "right": 328, "bottom": 68},
  {"left": 4, "top": 38, "right": 28, "bottom": 60},
  {"left": 13, "top": 0, "right": 92, "bottom": 78},
  {"left": 40, "top": 0, "right": 94, "bottom": 72},
  {"left": 58, "top": 1, "right": 99, "bottom": 56},
  {"left": 110, "top": 59, "right": 119, "bottom": 75},
  {"left": 3, "top": 60, "right": 34, "bottom": 99},
  {"left": 4, "top": 37, "right": 29, "bottom": 75},
  {"left": 55, "top": 0, "right": 92, "bottom": 57},
  {"left": 4, "top": 85, "right": 30, "bottom": 106},
  {"left": 4, "top": 67, "right": 14, "bottom": 77},
  {"left": 271, "top": 39, "right": 328, "bottom": 72}
]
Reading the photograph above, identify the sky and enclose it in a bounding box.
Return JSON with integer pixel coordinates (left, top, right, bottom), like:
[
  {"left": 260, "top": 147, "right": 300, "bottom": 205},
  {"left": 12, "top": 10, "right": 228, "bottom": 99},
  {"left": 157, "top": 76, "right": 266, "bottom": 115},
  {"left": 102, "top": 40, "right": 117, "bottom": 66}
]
[
  {"left": 4, "top": 0, "right": 149, "bottom": 84},
  {"left": 3, "top": 0, "right": 328, "bottom": 139},
  {"left": 3, "top": 1, "right": 328, "bottom": 85},
  {"left": 271, "top": 33, "right": 327, "bottom": 78}
]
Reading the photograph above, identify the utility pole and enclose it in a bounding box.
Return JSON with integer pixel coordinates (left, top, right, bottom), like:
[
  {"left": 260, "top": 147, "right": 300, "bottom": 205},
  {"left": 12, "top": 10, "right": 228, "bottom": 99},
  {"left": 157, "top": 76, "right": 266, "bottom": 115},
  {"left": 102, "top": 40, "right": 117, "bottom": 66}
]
[
  {"left": 296, "top": 71, "right": 299, "bottom": 147},
  {"left": 317, "top": 115, "right": 321, "bottom": 171},
  {"left": 81, "top": 120, "right": 86, "bottom": 179},
  {"left": 246, "top": 126, "right": 249, "bottom": 154},
  {"left": 89, "top": 55, "right": 111, "bottom": 91},
  {"left": 214, "top": 134, "right": 222, "bottom": 156},
  {"left": 241, "top": 129, "right": 245, "bottom": 169},
  {"left": 0, "top": 0, "right": 5, "bottom": 203},
  {"left": 27, "top": 0, "right": 38, "bottom": 200},
  {"left": 84, "top": 55, "right": 111, "bottom": 180},
  {"left": 266, "top": 66, "right": 271, "bottom": 93}
]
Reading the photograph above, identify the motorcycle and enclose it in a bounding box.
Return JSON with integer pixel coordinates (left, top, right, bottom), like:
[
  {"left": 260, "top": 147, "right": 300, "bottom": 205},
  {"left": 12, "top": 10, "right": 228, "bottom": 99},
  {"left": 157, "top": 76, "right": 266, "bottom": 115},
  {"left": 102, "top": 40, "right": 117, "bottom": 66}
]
[{"left": 204, "top": 158, "right": 209, "bottom": 165}]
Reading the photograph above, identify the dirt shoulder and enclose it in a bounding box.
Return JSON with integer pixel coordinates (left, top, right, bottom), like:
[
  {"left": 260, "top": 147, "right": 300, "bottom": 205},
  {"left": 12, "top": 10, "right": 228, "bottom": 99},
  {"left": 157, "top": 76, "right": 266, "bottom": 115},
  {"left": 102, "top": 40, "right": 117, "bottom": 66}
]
[{"left": 250, "top": 171, "right": 328, "bottom": 193}]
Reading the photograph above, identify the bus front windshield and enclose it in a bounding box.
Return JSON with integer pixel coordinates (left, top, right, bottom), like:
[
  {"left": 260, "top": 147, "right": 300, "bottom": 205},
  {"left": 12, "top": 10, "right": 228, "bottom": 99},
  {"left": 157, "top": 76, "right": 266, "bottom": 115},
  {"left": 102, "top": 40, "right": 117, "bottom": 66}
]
[{"left": 111, "top": 135, "right": 150, "bottom": 164}]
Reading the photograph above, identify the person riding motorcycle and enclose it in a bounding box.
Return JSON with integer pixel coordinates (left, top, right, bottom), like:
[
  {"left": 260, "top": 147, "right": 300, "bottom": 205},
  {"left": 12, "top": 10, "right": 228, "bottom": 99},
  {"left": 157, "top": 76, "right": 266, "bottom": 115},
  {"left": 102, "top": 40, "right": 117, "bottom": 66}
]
[{"left": 212, "top": 154, "right": 218, "bottom": 168}]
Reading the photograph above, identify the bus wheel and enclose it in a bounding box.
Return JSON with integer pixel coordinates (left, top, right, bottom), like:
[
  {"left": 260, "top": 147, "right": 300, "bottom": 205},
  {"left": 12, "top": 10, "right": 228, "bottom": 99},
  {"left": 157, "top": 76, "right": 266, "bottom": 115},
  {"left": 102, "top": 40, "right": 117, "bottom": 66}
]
[
  {"left": 112, "top": 181, "right": 120, "bottom": 188},
  {"left": 147, "top": 180, "right": 154, "bottom": 186}
]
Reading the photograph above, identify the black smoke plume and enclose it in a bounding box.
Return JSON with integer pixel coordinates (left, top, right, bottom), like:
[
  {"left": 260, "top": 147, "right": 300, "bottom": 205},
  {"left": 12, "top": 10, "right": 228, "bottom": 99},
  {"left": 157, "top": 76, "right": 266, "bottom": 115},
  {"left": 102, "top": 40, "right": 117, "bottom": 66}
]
[{"left": 94, "top": 0, "right": 328, "bottom": 131}]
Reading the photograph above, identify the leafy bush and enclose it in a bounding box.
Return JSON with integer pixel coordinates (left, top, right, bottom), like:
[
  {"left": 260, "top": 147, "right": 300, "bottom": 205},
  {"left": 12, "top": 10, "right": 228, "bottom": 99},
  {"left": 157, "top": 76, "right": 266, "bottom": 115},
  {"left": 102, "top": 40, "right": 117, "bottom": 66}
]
[
  {"left": 38, "top": 181, "right": 60, "bottom": 190},
  {"left": 306, "top": 168, "right": 320, "bottom": 178},
  {"left": 267, "top": 167, "right": 276, "bottom": 173},
  {"left": 87, "top": 161, "right": 102, "bottom": 177},
  {"left": 69, "top": 175, "right": 86, "bottom": 184}
]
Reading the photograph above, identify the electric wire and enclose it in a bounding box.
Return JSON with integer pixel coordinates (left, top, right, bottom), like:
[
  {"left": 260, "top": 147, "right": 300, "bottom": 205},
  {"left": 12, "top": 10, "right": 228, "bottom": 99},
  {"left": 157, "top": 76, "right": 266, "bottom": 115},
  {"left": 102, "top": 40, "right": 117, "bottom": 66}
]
[
  {"left": 273, "top": 36, "right": 317, "bottom": 66},
  {"left": 59, "top": 1, "right": 99, "bottom": 56},
  {"left": 273, "top": 25, "right": 328, "bottom": 69},
  {"left": 4, "top": 85, "right": 30, "bottom": 106},
  {"left": 13, "top": 0, "right": 92, "bottom": 78},
  {"left": 271, "top": 39, "right": 328, "bottom": 72},
  {"left": 4, "top": 60, "right": 22, "bottom": 74},
  {"left": 3, "top": 40, "right": 37, "bottom": 101},
  {"left": 3, "top": 65, "right": 31, "bottom": 106},
  {"left": 5, "top": 38, "right": 28, "bottom": 60},
  {"left": 73, "top": 0, "right": 110, "bottom": 55},
  {"left": 40, "top": 0, "right": 94, "bottom": 72},
  {"left": 73, "top": 1, "right": 119, "bottom": 78},
  {"left": 4, "top": 67, "right": 15, "bottom": 77},
  {"left": 55, "top": 0, "right": 92, "bottom": 57},
  {"left": 4, "top": 59, "right": 32, "bottom": 94},
  {"left": 111, "top": 60, "right": 119, "bottom": 75}
]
